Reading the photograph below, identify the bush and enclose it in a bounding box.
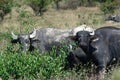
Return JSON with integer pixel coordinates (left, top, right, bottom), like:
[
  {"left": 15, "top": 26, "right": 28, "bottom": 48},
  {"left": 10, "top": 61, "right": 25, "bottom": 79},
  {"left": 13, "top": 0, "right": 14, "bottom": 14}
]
[
  {"left": 27, "top": 0, "right": 53, "bottom": 16},
  {"left": 0, "top": 0, "right": 13, "bottom": 14},
  {"left": 0, "top": 0, "right": 13, "bottom": 21},
  {"left": 100, "top": 2, "right": 115, "bottom": 14},
  {"left": 53, "top": 0, "right": 62, "bottom": 10},
  {"left": 100, "top": 0, "right": 119, "bottom": 14},
  {"left": 0, "top": 45, "right": 68, "bottom": 79}
]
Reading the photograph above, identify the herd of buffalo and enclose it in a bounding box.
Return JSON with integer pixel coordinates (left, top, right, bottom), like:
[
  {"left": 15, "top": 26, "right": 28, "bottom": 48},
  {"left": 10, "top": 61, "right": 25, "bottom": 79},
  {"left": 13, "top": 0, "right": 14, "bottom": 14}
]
[{"left": 11, "top": 25, "right": 120, "bottom": 79}]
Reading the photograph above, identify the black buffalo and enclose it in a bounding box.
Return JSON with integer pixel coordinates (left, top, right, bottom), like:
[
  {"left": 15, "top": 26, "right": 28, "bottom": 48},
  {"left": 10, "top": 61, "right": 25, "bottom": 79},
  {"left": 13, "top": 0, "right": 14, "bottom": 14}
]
[
  {"left": 66, "top": 26, "right": 120, "bottom": 78},
  {"left": 11, "top": 25, "right": 94, "bottom": 53},
  {"left": 65, "top": 31, "right": 93, "bottom": 68},
  {"left": 11, "top": 28, "right": 72, "bottom": 53}
]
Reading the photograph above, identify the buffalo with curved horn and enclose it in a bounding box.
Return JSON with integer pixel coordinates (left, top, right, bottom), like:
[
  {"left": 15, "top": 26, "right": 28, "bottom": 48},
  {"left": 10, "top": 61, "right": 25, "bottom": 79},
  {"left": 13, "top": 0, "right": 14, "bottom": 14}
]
[
  {"left": 66, "top": 26, "right": 120, "bottom": 79},
  {"left": 11, "top": 25, "right": 94, "bottom": 53},
  {"left": 11, "top": 29, "right": 37, "bottom": 52},
  {"left": 11, "top": 28, "right": 73, "bottom": 53}
]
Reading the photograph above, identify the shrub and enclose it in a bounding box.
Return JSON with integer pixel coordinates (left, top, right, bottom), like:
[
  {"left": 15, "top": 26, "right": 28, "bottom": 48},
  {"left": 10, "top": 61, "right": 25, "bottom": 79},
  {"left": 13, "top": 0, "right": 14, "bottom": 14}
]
[
  {"left": 0, "top": 45, "right": 68, "bottom": 79},
  {"left": 0, "top": 0, "right": 13, "bottom": 14},
  {"left": 100, "top": 0, "right": 119, "bottom": 14},
  {"left": 0, "top": 0, "right": 13, "bottom": 21},
  {"left": 53, "top": 0, "right": 62, "bottom": 10},
  {"left": 100, "top": 2, "right": 115, "bottom": 14},
  {"left": 27, "top": 0, "right": 53, "bottom": 16}
]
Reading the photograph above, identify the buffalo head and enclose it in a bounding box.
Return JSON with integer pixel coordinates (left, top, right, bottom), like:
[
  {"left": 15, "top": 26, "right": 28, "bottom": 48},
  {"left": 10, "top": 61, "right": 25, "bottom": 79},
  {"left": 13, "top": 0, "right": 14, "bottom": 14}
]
[
  {"left": 76, "top": 31, "right": 94, "bottom": 48},
  {"left": 11, "top": 29, "right": 37, "bottom": 52},
  {"left": 69, "top": 29, "right": 94, "bottom": 52}
]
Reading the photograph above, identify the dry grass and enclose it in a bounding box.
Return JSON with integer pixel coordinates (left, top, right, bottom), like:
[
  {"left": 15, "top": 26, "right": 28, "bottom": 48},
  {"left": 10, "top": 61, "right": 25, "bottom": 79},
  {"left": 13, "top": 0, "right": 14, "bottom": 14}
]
[
  {"left": 0, "top": 4, "right": 120, "bottom": 52},
  {"left": 0, "top": 5, "right": 120, "bottom": 33}
]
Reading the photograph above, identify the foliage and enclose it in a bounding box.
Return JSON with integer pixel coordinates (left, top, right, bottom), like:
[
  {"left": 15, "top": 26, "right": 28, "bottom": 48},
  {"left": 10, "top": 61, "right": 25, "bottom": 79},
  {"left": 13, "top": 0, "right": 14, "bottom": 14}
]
[
  {"left": 0, "top": 44, "right": 68, "bottom": 80},
  {"left": 0, "top": 0, "right": 13, "bottom": 14},
  {"left": 0, "top": 39, "right": 93, "bottom": 80},
  {"left": 94, "top": 0, "right": 113, "bottom": 3},
  {"left": 100, "top": 1, "right": 115, "bottom": 14},
  {"left": 52, "top": 0, "right": 62, "bottom": 10},
  {"left": 27, "top": 0, "right": 53, "bottom": 15},
  {"left": 78, "top": 0, "right": 90, "bottom": 6},
  {"left": 28, "top": 0, "right": 52, "bottom": 7},
  {"left": 100, "top": 0, "right": 120, "bottom": 14}
]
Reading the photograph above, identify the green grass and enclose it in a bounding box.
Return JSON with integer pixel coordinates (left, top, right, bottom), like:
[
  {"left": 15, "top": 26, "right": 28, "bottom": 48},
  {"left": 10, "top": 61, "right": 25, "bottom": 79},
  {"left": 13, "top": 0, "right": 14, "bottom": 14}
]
[
  {"left": 0, "top": 44, "right": 88, "bottom": 80},
  {"left": 0, "top": 0, "right": 120, "bottom": 80},
  {"left": 0, "top": 40, "right": 119, "bottom": 80}
]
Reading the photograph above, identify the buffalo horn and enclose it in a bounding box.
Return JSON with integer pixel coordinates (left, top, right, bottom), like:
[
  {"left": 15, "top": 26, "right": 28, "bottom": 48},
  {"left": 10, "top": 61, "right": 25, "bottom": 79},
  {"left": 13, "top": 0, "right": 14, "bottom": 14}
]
[
  {"left": 30, "top": 29, "right": 37, "bottom": 38},
  {"left": 90, "top": 31, "right": 94, "bottom": 35},
  {"left": 11, "top": 32, "right": 18, "bottom": 39}
]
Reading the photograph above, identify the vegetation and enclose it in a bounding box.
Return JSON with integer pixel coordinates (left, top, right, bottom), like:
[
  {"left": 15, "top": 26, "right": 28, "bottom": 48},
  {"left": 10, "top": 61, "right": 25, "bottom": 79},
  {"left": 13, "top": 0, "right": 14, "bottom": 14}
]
[
  {"left": 0, "top": 0, "right": 120, "bottom": 80},
  {"left": 0, "top": 42, "right": 90, "bottom": 80},
  {"left": 27, "top": 0, "right": 53, "bottom": 16},
  {"left": 0, "top": 0, "right": 13, "bottom": 21},
  {"left": 0, "top": 0, "right": 13, "bottom": 14},
  {"left": 0, "top": 0, "right": 119, "bottom": 17},
  {"left": 0, "top": 48, "right": 65, "bottom": 79},
  {"left": 100, "top": 0, "right": 120, "bottom": 14}
]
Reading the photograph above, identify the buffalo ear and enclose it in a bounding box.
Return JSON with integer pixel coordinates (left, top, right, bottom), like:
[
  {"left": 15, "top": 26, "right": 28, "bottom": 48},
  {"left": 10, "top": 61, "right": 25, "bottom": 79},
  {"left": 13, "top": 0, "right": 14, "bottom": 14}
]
[{"left": 68, "top": 36, "right": 77, "bottom": 41}]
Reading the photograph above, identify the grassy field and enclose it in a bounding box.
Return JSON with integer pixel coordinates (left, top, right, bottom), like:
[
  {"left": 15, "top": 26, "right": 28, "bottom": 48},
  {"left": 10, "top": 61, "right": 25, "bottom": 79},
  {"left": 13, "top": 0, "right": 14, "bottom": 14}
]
[
  {"left": 0, "top": 4, "right": 120, "bottom": 51},
  {"left": 0, "top": 1, "right": 120, "bottom": 79}
]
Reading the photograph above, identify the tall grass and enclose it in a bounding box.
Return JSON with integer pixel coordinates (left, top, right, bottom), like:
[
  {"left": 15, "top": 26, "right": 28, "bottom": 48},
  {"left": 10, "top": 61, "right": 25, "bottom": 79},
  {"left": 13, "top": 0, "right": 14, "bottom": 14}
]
[
  {"left": 0, "top": 43, "right": 90, "bottom": 80},
  {"left": 1, "top": 41, "right": 118, "bottom": 80}
]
